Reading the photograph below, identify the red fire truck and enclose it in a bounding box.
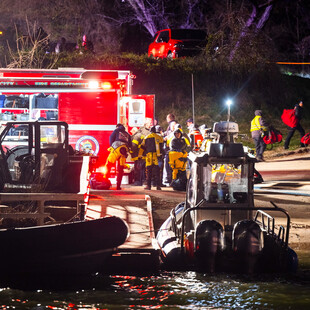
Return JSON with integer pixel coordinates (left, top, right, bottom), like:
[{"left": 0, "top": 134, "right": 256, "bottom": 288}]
[{"left": 0, "top": 68, "right": 155, "bottom": 186}]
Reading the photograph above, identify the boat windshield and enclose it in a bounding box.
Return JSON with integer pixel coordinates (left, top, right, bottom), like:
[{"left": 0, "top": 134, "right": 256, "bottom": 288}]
[{"left": 202, "top": 163, "right": 249, "bottom": 204}]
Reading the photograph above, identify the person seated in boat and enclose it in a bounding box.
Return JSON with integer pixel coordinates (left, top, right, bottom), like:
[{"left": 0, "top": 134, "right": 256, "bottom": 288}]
[{"left": 168, "top": 128, "right": 191, "bottom": 183}]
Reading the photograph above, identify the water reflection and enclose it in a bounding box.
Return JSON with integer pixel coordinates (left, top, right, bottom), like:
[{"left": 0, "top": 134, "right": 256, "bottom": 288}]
[{"left": 0, "top": 252, "right": 309, "bottom": 309}]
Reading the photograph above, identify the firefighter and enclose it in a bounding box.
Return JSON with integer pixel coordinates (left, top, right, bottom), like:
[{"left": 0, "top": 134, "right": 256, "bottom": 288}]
[
  {"left": 130, "top": 118, "right": 152, "bottom": 185},
  {"left": 140, "top": 126, "right": 164, "bottom": 190},
  {"left": 105, "top": 124, "right": 131, "bottom": 190},
  {"left": 169, "top": 128, "right": 190, "bottom": 183},
  {"left": 250, "top": 110, "right": 269, "bottom": 162}
]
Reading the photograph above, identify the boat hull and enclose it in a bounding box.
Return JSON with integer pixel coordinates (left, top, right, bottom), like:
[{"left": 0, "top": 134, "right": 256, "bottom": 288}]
[{"left": 0, "top": 216, "right": 129, "bottom": 277}]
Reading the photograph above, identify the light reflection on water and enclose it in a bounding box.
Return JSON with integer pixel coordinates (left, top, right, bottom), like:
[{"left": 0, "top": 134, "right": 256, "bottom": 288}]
[{"left": 0, "top": 251, "right": 309, "bottom": 310}]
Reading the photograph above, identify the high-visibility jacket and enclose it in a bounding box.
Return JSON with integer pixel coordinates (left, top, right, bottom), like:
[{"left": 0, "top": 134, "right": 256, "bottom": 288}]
[
  {"left": 169, "top": 151, "right": 188, "bottom": 180},
  {"left": 140, "top": 132, "right": 163, "bottom": 166},
  {"left": 131, "top": 127, "right": 150, "bottom": 160},
  {"left": 106, "top": 143, "right": 128, "bottom": 166},
  {"left": 250, "top": 115, "right": 268, "bottom": 133}
]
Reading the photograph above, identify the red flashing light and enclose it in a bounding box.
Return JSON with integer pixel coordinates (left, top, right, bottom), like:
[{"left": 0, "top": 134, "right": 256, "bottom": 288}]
[{"left": 101, "top": 81, "right": 112, "bottom": 90}]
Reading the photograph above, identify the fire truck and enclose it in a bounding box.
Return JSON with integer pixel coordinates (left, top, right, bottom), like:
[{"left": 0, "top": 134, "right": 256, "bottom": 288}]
[{"left": 0, "top": 68, "right": 155, "bottom": 186}]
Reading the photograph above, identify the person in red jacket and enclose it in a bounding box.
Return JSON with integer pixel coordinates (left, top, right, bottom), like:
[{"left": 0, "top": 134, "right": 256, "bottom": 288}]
[{"left": 284, "top": 101, "right": 305, "bottom": 149}]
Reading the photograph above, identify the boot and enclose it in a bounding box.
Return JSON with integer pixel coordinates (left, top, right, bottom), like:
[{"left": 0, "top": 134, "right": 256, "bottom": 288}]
[{"left": 116, "top": 166, "right": 124, "bottom": 190}]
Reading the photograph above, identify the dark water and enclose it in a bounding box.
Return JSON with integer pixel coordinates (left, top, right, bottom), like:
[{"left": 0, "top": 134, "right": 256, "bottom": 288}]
[{"left": 1, "top": 251, "right": 309, "bottom": 310}]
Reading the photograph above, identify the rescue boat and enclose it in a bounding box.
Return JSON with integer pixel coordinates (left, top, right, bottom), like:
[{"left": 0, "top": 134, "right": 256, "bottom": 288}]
[
  {"left": 0, "top": 121, "right": 129, "bottom": 282},
  {"left": 157, "top": 121, "right": 298, "bottom": 273},
  {"left": 0, "top": 215, "right": 129, "bottom": 279}
]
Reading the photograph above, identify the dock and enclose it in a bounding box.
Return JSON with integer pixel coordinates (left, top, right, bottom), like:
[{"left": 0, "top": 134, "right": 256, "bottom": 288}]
[
  {"left": 86, "top": 189, "right": 160, "bottom": 273},
  {"left": 0, "top": 188, "right": 165, "bottom": 274}
]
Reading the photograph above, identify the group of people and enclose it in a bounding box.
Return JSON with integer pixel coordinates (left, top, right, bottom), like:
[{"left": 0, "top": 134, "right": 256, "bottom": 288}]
[
  {"left": 104, "top": 101, "right": 306, "bottom": 190},
  {"left": 250, "top": 101, "right": 305, "bottom": 162},
  {"left": 104, "top": 114, "right": 203, "bottom": 190}
]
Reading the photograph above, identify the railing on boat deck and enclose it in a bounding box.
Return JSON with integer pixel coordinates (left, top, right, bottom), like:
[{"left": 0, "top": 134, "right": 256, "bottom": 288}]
[
  {"left": 254, "top": 201, "right": 290, "bottom": 247},
  {"left": 0, "top": 192, "right": 85, "bottom": 225},
  {"left": 179, "top": 199, "right": 291, "bottom": 254}
]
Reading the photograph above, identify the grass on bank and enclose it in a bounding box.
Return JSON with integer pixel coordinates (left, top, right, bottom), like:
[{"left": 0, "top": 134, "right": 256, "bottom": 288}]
[{"left": 48, "top": 52, "right": 310, "bottom": 153}]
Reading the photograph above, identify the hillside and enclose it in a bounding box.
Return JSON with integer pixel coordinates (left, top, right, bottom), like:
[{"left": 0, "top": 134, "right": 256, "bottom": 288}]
[{"left": 56, "top": 53, "right": 310, "bottom": 149}]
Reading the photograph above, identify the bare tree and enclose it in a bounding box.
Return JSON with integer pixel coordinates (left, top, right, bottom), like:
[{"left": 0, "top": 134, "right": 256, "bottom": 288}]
[
  {"left": 117, "top": 0, "right": 209, "bottom": 37},
  {"left": 228, "top": 0, "right": 276, "bottom": 62},
  {"left": 7, "top": 20, "right": 58, "bottom": 68},
  {"left": 0, "top": 0, "right": 122, "bottom": 53}
]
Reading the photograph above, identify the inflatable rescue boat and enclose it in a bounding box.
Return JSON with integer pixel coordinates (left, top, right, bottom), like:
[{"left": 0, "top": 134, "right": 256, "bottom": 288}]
[{"left": 157, "top": 121, "right": 298, "bottom": 274}]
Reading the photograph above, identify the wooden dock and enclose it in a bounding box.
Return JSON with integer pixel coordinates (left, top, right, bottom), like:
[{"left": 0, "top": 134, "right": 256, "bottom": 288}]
[
  {"left": 86, "top": 189, "right": 160, "bottom": 273},
  {"left": 0, "top": 189, "right": 160, "bottom": 273}
]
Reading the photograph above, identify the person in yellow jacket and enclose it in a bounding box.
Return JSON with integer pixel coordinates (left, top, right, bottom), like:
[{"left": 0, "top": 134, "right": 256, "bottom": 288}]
[
  {"left": 169, "top": 128, "right": 190, "bottom": 183},
  {"left": 130, "top": 118, "right": 152, "bottom": 185},
  {"left": 250, "top": 110, "right": 269, "bottom": 162},
  {"left": 104, "top": 124, "right": 131, "bottom": 190},
  {"left": 139, "top": 126, "right": 164, "bottom": 190}
]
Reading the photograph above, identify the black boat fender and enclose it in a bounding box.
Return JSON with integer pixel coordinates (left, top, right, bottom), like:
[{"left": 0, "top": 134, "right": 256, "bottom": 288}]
[
  {"left": 286, "top": 247, "right": 299, "bottom": 273},
  {"left": 194, "top": 220, "right": 224, "bottom": 272},
  {"left": 156, "top": 203, "right": 184, "bottom": 265}
]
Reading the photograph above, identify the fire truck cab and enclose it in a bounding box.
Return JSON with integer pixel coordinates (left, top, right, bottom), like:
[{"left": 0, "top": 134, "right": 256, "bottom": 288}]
[{"left": 0, "top": 68, "right": 155, "bottom": 188}]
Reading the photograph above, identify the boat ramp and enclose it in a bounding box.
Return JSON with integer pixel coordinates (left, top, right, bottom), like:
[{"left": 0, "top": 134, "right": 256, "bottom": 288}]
[{"left": 86, "top": 189, "right": 160, "bottom": 273}]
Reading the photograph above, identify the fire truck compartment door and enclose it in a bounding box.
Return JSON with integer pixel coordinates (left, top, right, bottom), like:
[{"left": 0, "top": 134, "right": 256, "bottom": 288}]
[{"left": 128, "top": 99, "right": 145, "bottom": 127}]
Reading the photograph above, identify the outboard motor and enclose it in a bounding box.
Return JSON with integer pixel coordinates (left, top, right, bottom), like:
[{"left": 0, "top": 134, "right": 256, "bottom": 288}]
[
  {"left": 195, "top": 220, "right": 224, "bottom": 272},
  {"left": 233, "top": 220, "right": 263, "bottom": 273}
]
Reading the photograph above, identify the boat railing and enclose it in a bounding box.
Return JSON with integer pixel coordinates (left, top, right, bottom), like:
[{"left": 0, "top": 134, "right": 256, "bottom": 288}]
[
  {"left": 254, "top": 209, "right": 287, "bottom": 247},
  {"left": 278, "top": 225, "right": 286, "bottom": 245},
  {"left": 170, "top": 202, "right": 185, "bottom": 239},
  {"left": 180, "top": 199, "right": 291, "bottom": 254},
  {"left": 170, "top": 207, "right": 179, "bottom": 238},
  {"left": 254, "top": 210, "right": 275, "bottom": 236}
]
